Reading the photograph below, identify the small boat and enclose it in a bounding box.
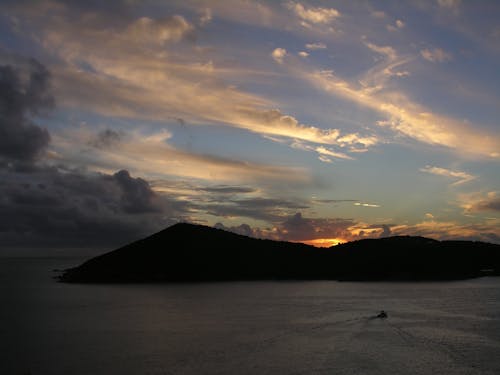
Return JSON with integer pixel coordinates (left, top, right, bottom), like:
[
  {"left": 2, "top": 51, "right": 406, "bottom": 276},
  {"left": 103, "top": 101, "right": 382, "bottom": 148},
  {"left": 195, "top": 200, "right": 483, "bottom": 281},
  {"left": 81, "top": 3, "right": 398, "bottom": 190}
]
[{"left": 376, "top": 310, "right": 387, "bottom": 319}]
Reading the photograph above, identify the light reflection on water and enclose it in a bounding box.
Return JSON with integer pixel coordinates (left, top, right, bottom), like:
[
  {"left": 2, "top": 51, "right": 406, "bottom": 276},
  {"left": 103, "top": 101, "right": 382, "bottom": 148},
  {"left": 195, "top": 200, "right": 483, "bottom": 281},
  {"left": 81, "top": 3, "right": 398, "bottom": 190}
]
[{"left": 1, "top": 256, "right": 500, "bottom": 375}]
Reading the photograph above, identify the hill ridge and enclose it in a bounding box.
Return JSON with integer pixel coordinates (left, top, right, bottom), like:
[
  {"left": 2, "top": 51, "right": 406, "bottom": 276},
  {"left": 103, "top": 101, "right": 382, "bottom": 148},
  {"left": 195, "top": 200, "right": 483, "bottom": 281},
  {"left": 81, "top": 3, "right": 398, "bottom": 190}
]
[{"left": 60, "top": 223, "right": 500, "bottom": 283}]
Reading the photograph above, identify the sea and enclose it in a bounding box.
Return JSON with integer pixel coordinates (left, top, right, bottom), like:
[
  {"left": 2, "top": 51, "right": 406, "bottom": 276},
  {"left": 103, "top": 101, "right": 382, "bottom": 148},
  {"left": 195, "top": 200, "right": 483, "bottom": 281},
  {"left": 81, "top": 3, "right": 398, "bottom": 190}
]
[{"left": 1, "top": 254, "right": 500, "bottom": 375}]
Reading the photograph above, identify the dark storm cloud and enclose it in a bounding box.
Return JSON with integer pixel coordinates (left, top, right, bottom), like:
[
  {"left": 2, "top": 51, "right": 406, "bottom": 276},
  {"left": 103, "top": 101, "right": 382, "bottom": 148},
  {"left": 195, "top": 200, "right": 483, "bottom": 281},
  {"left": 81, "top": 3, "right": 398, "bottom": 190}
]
[
  {"left": 0, "top": 59, "right": 53, "bottom": 161},
  {"left": 0, "top": 56, "right": 197, "bottom": 249},
  {"left": 113, "top": 169, "right": 158, "bottom": 214},
  {"left": 0, "top": 166, "right": 191, "bottom": 248}
]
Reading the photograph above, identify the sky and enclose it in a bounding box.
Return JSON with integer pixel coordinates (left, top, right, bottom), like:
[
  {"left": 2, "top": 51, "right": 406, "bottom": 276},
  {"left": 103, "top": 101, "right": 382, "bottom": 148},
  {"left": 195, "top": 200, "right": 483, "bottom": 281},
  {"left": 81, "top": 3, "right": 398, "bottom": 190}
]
[{"left": 0, "top": 0, "right": 499, "bottom": 250}]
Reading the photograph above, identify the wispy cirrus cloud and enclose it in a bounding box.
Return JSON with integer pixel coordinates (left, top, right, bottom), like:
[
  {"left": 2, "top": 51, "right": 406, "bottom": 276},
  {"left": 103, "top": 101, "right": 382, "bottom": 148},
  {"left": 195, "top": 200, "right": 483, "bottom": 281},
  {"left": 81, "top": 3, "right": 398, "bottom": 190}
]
[
  {"left": 8, "top": 3, "right": 374, "bottom": 158},
  {"left": 420, "top": 165, "right": 476, "bottom": 185},
  {"left": 290, "top": 139, "right": 367, "bottom": 163},
  {"left": 293, "top": 41, "right": 500, "bottom": 158},
  {"left": 55, "top": 128, "right": 312, "bottom": 187},
  {"left": 315, "top": 146, "right": 354, "bottom": 161}
]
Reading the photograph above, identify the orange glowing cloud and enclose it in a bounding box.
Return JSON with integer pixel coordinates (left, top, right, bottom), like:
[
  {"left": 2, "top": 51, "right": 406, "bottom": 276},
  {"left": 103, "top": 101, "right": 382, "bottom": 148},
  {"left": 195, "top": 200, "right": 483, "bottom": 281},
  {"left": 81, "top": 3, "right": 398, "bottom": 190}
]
[{"left": 287, "top": 40, "right": 500, "bottom": 158}]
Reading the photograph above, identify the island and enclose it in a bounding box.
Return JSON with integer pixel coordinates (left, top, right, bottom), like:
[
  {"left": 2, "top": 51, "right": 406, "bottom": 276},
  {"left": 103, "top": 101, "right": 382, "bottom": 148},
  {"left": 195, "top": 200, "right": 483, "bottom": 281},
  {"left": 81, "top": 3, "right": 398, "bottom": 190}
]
[{"left": 60, "top": 223, "right": 500, "bottom": 283}]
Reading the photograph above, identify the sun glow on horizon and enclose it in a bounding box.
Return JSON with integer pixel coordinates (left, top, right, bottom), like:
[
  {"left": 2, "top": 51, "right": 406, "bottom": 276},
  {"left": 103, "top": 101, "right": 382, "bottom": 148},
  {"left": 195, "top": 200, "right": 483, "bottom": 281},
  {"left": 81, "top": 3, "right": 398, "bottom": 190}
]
[{"left": 299, "top": 238, "right": 345, "bottom": 248}]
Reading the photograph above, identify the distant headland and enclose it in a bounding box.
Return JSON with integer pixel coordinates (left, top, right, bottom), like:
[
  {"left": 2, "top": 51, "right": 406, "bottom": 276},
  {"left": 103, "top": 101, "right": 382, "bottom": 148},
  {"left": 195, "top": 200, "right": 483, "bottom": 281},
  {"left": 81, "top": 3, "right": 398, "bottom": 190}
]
[{"left": 60, "top": 223, "right": 500, "bottom": 283}]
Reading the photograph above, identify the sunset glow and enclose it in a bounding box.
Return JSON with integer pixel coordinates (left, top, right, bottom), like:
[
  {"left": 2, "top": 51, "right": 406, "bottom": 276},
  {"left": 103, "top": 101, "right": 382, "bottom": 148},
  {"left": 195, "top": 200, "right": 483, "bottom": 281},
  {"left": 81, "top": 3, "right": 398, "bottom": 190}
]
[{"left": 301, "top": 238, "right": 346, "bottom": 248}]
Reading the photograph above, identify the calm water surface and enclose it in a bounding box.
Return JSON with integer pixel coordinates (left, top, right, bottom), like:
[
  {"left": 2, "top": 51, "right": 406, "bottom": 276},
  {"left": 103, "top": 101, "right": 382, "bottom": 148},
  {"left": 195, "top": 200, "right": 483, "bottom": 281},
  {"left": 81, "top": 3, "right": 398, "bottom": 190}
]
[{"left": 1, "top": 255, "right": 500, "bottom": 375}]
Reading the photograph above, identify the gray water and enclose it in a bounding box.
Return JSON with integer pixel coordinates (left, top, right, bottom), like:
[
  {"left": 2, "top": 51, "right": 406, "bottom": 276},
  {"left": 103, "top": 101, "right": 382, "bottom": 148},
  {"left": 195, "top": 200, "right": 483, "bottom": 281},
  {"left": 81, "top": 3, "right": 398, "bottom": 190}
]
[{"left": 1, "top": 256, "right": 500, "bottom": 375}]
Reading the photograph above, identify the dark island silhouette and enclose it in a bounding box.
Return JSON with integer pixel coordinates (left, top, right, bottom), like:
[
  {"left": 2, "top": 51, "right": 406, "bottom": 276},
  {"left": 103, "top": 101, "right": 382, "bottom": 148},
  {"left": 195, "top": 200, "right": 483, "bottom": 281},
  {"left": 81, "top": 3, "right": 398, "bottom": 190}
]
[{"left": 60, "top": 223, "right": 500, "bottom": 283}]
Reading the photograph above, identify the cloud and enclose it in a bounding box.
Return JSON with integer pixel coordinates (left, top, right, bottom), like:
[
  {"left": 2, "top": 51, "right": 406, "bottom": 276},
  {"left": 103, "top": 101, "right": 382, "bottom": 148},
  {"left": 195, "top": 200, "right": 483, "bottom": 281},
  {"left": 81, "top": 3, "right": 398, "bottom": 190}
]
[
  {"left": 300, "top": 57, "right": 499, "bottom": 158},
  {"left": 390, "top": 219, "right": 500, "bottom": 244},
  {"left": 11, "top": 6, "right": 364, "bottom": 155},
  {"left": 305, "top": 42, "right": 327, "bottom": 50},
  {"left": 313, "top": 199, "right": 357, "bottom": 204},
  {"left": 113, "top": 169, "right": 159, "bottom": 213},
  {"left": 291, "top": 138, "right": 373, "bottom": 162},
  {"left": 0, "top": 53, "right": 318, "bottom": 248},
  {"left": 459, "top": 191, "right": 500, "bottom": 213},
  {"left": 420, "top": 48, "right": 452, "bottom": 63},
  {"left": 420, "top": 165, "right": 476, "bottom": 185},
  {"left": 88, "top": 129, "right": 123, "bottom": 149},
  {"left": 56, "top": 127, "right": 312, "bottom": 186},
  {"left": 206, "top": 198, "right": 309, "bottom": 222},
  {"left": 271, "top": 47, "right": 287, "bottom": 64},
  {"left": 0, "top": 59, "right": 52, "bottom": 161},
  {"left": 318, "top": 155, "right": 332, "bottom": 163},
  {"left": 125, "top": 15, "right": 194, "bottom": 45},
  {"left": 298, "top": 51, "right": 309, "bottom": 57},
  {"left": 233, "top": 108, "right": 365, "bottom": 146},
  {"left": 354, "top": 202, "right": 380, "bottom": 208},
  {"left": 336, "top": 133, "right": 378, "bottom": 150},
  {"left": 216, "top": 213, "right": 500, "bottom": 246},
  {"left": 379, "top": 224, "right": 392, "bottom": 237},
  {"left": 199, "top": 186, "right": 256, "bottom": 194},
  {"left": 362, "top": 39, "right": 397, "bottom": 60},
  {"left": 276, "top": 212, "right": 354, "bottom": 242},
  {"left": 386, "top": 19, "right": 405, "bottom": 32},
  {"left": 315, "top": 146, "right": 354, "bottom": 160},
  {"left": 0, "top": 165, "right": 191, "bottom": 248},
  {"left": 214, "top": 210, "right": 373, "bottom": 246},
  {"left": 471, "top": 196, "right": 500, "bottom": 212},
  {"left": 357, "top": 38, "right": 410, "bottom": 89},
  {"left": 216, "top": 212, "right": 359, "bottom": 246},
  {"left": 287, "top": 2, "right": 340, "bottom": 24}
]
